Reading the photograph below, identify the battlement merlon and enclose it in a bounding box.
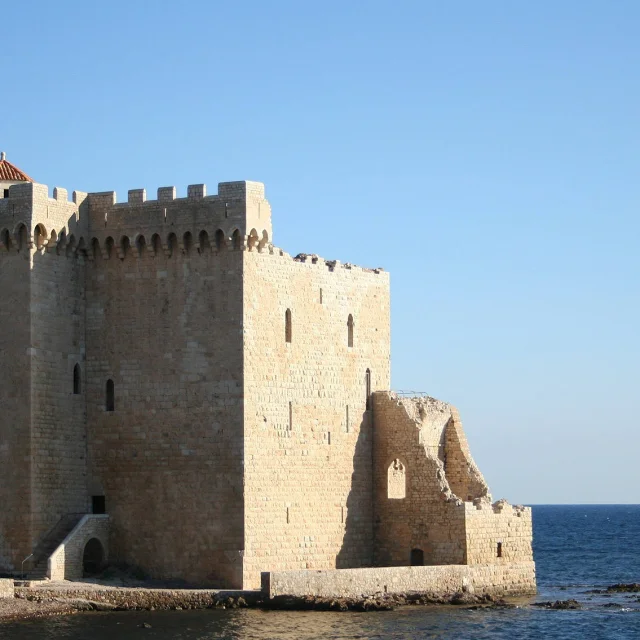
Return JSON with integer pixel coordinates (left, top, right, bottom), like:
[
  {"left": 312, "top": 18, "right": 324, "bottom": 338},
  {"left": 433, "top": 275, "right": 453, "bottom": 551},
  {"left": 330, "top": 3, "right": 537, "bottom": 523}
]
[
  {"left": 85, "top": 180, "right": 272, "bottom": 245},
  {"left": 0, "top": 181, "right": 88, "bottom": 240}
]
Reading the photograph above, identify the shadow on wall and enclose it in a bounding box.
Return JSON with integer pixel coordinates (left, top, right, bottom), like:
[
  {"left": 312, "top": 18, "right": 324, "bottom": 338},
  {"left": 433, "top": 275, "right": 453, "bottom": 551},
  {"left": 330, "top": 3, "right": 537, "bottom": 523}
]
[{"left": 335, "top": 409, "right": 374, "bottom": 569}]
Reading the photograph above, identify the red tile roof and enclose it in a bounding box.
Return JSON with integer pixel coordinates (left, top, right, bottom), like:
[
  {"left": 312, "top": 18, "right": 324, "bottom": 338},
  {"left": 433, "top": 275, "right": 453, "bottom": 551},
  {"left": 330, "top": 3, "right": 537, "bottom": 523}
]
[{"left": 0, "top": 153, "right": 33, "bottom": 182}]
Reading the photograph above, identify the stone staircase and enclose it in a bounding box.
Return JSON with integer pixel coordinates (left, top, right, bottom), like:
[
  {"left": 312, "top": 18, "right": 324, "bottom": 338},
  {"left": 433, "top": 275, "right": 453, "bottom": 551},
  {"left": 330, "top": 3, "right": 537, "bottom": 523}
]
[{"left": 21, "top": 513, "right": 85, "bottom": 580}]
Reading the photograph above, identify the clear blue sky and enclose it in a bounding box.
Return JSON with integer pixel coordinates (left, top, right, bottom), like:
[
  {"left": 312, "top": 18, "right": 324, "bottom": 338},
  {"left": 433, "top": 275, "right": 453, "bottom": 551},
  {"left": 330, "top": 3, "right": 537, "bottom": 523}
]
[{"left": 3, "top": 1, "right": 639, "bottom": 504}]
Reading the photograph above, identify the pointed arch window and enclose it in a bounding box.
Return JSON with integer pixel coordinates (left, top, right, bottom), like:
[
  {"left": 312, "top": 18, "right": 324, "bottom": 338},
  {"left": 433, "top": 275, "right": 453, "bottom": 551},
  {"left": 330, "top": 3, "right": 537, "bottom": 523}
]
[{"left": 347, "top": 314, "right": 354, "bottom": 348}]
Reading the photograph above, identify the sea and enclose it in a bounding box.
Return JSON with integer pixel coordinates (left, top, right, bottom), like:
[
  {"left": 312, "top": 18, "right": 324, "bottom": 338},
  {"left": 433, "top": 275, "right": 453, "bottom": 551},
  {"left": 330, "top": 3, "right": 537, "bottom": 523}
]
[{"left": 2, "top": 505, "right": 640, "bottom": 639}]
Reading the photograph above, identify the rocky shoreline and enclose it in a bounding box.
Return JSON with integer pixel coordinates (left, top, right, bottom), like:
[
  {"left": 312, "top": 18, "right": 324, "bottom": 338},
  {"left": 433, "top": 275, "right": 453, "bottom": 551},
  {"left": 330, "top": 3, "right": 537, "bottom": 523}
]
[
  {"left": 0, "top": 586, "right": 520, "bottom": 622},
  {"left": 3, "top": 582, "right": 638, "bottom": 623}
]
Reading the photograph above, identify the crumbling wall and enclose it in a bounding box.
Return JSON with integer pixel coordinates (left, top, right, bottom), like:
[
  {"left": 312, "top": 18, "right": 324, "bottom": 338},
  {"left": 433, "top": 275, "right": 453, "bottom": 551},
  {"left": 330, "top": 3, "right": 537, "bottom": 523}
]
[
  {"left": 444, "top": 407, "right": 490, "bottom": 502},
  {"left": 373, "top": 393, "right": 468, "bottom": 566},
  {"left": 373, "top": 392, "right": 532, "bottom": 570}
]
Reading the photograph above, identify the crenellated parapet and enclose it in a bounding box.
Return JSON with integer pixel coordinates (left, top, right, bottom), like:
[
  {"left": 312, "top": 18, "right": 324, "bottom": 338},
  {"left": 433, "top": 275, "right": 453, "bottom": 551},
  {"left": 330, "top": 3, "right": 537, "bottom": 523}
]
[
  {"left": 0, "top": 179, "right": 274, "bottom": 260},
  {"left": 84, "top": 180, "right": 272, "bottom": 256}
]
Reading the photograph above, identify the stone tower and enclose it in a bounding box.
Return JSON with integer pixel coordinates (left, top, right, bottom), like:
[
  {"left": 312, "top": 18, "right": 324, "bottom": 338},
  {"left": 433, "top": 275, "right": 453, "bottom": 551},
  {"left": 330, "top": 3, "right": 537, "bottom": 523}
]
[{"left": 0, "top": 158, "right": 534, "bottom": 593}]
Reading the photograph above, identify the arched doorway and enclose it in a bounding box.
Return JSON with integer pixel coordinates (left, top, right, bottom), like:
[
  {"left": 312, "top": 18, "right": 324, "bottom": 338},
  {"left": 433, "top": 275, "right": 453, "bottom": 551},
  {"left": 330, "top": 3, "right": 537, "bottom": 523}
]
[
  {"left": 83, "top": 538, "right": 105, "bottom": 576},
  {"left": 410, "top": 548, "right": 424, "bottom": 566}
]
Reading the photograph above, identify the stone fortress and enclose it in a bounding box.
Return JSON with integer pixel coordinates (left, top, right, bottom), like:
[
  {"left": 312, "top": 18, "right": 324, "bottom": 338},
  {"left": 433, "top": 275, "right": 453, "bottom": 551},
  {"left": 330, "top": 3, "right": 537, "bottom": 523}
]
[{"left": 0, "top": 154, "right": 535, "bottom": 595}]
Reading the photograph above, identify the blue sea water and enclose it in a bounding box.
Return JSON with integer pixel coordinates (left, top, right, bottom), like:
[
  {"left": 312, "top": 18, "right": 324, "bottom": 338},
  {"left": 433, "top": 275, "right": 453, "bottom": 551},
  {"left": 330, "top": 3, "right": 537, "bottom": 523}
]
[{"left": 2, "top": 505, "right": 640, "bottom": 639}]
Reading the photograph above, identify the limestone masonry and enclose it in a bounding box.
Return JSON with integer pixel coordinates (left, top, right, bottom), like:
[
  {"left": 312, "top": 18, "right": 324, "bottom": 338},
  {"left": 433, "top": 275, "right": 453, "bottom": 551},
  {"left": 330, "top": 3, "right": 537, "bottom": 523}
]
[{"left": 0, "top": 154, "right": 535, "bottom": 593}]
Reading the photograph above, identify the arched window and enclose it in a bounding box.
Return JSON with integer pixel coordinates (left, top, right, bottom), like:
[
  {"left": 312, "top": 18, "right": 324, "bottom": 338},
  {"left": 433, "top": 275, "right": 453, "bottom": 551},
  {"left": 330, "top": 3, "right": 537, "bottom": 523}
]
[
  {"left": 285, "top": 309, "right": 292, "bottom": 344},
  {"left": 1, "top": 228, "right": 11, "bottom": 250},
  {"left": 105, "top": 379, "right": 115, "bottom": 412},
  {"left": 232, "top": 229, "right": 242, "bottom": 250},
  {"left": 66, "top": 234, "right": 76, "bottom": 257},
  {"left": 215, "top": 229, "right": 225, "bottom": 250},
  {"left": 73, "top": 364, "right": 81, "bottom": 395},
  {"left": 151, "top": 234, "right": 162, "bottom": 256},
  {"left": 91, "top": 238, "right": 100, "bottom": 260},
  {"left": 199, "top": 230, "right": 210, "bottom": 252},
  {"left": 410, "top": 548, "right": 424, "bottom": 566},
  {"left": 183, "top": 231, "right": 193, "bottom": 254},
  {"left": 347, "top": 314, "right": 354, "bottom": 348},
  {"left": 120, "top": 235, "right": 130, "bottom": 258},
  {"left": 135, "top": 235, "right": 146, "bottom": 256},
  {"left": 105, "top": 237, "right": 114, "bottom": 259},
  {"left": 365, "top": 368, "right": 372, "bottom": 409},
  {"left": 34, "top": 224, "right": 47, "bottom": 250},
  {"left": 16, "top": 224, "right": 28, "bottom": 252},
  {"left": 167, "top": 233, "right": 177, "bottom": 257},
  {"left": 388, "top": 459, "right": 406, "bottom": 499}
]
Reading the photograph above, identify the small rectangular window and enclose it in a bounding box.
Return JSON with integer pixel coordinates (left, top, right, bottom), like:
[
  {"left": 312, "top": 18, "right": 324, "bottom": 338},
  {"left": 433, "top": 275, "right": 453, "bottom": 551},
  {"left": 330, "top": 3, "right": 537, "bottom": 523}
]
[
  {"left": 92, "top": 496, "right": 106, "bottom": 514},
  {"left": 2, "top": 190, "right": 8, "bottom": 199},
  {"left": 497, "top": 542, "right": 503, "bottom": 558}
]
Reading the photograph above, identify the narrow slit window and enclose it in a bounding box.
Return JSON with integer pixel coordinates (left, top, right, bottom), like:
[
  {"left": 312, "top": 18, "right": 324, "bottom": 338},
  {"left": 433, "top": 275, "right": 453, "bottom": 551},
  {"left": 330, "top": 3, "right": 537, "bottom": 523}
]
[
  {"left": 106, "top": 379, "right": 115, "bottom": 412},
  {"left": 365, "top": 368, "right": 372, "bottom": 409},
  {"left": 319, "top": 288, "right": 323, "bottom": 304},
  {"left": 73, "top": 364, "right": 81, "bottom": 395},
  {"left": 347, "top": 314, "right": 354, "bottom": 348},
  {"left": 285, "top": 309, "right": 292, "bottom": 343},
  {"left": 346, "top": 405, "right": 349, "bottom": 433},
  {"left": 497, "top": 542, "right": 503, "bottom": 558},
  {"left": 288, "top": 401, "right": 293, "bottom": 431}
]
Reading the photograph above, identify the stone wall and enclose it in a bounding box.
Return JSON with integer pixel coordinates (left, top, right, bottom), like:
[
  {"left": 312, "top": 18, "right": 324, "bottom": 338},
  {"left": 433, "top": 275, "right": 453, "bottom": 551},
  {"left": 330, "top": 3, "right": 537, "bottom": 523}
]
[
  {"left": 373, "top": 393, "right": 477, "bottom": 567},
  {"left": 242, "top": 250, "right": 391, "bottom": 589},
  {"left": 464, "top": 502, "right": 533, "bottom": 565},
  {"left": 85, "top": 236, "right": 246, "bottom": 586},
  {"left": 48, "top": 515, "right": 109, "bottom": 581},
  {"left": 372, "top": 392, "right": 533, "bottom": 570},
  {"left": 0, "top": 183, "right": 88, "bottom": 569},
  {"left": 0, "top": 579, "right": 14, "bottom": 599},
  {"left": 262, "top": 562, "right": 537, "bottom": 599}
]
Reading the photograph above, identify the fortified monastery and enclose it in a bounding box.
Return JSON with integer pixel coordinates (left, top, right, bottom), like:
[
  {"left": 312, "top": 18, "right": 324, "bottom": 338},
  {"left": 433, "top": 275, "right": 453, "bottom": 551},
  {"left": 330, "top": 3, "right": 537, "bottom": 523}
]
[{"left": 0, "top": 155, "right": 535, "bottom": 593}]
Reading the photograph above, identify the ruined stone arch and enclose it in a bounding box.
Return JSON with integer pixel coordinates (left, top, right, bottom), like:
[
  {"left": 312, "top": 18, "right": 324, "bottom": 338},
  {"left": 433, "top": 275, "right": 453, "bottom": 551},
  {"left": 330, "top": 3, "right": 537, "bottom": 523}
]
[
  {"left": 259, "top": 230, "right": 269, "bottom": 251},
  {"left": 387, "top": 458, "right": 406, "bottom": 500}
]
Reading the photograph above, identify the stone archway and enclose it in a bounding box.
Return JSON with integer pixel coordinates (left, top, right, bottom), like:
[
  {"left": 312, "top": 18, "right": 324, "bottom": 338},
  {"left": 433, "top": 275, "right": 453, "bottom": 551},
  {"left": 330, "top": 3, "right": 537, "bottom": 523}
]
[{"left": 82, "top": 538, "right": 105, "bottom": 576}]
